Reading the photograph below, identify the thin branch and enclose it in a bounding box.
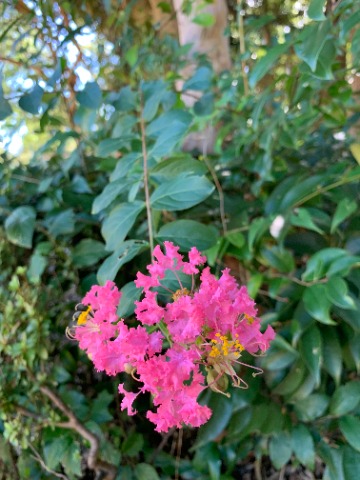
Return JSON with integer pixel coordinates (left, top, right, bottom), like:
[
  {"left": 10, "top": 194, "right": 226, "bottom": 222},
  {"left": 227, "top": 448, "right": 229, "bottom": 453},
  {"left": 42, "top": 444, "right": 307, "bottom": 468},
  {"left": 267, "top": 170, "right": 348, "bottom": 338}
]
[
  {"left": 269, "top": 273, "right": 329, "bottom": 287},
  {"left": 28, "top": 444, "right": 69, "bottom": 480},
  {"left": 139, "top": 92, "right": 154, "bottom": 256},
  {"left": 40, "top": 386, "right": 117, "bottom": 480}
]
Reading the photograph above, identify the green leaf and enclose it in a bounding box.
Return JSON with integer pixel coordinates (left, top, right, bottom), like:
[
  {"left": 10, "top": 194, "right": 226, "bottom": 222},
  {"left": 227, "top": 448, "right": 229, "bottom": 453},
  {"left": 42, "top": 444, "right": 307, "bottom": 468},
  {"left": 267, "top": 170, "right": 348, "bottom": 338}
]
[
  {"left": 196, "top": 394, "right": 232, "bottom": 447},
  {"left": 303, "top": 284, "right": 335, "bottom": 325},
  {"left": 248, "top": 217, "right": 272, "bottom": 251},
  {"left": 339, "top": 416, "right": 360, "bottom": 453},
  {"left": 295, "top": 20, "right": 331, "bottom": 71},
  {"left": 18, "top": 84, "right": 44, "bottom": 114},
  {"left": 150, "top": 175, "right": 214, "bottom": 211},
  {"left": 321, "top": 326, "right": 342, "bottom": 385},
  {"left": 125, "top": 45, "right": 138, "bottom": 67},
  {"left": 90, "top": 391, "right": 113, "bottom": 423},
  {"left": 272, "top": 360, "right": 307, "bottom": 396},
  {"left": 76, "top": 81, "right": 102, "bottom": 109},
  {"left": 122, "top": 434, "right": 144, "bottom": 457},
  {"left": 5, "top": 206, "right": 36, "bottom": 249},
  {"left": 331, "top": 198, "right": 358, "bottom": 233},
  {"left": 308, "top": 0, "right": 326, "bottom": 20},
  {"left": 0, "top": 84, "right": 12, "bottom": 120},
  {"left": 193, "top": 13, "right": 215, "bottom": 27},
  {"left": 269, "top": 432, "right": 292, "bottom": 469},
  {"left": 72, "top": 239, "right": 107, "bottom": 268},
  {"left": 92, "top": 180, "right": 128, "bottom": 214},
  {"left": 97, "top": 240, "right": 148, "bottom": 284},
  {"left": 117, "top": 281, "right": 142, "bottom": 317},
  {"left": 134, "top": 463, "right": 160, "bottom": 480},
  {"left": 325, "top": 277, "right": 356, "bottom": 310},
  {"left": 96, "top": 136, "right": 133, "bottom": 157},
  {"left": 293, "top": 393, "right": 329, "bottom": 421},
  {"left": 46, "top": 209, "right": 75, "bottom": 237},
  {"left": 150, "top": 121, "right": 190, "bottom": 158},
  {"left": 260, "top": 245, "right": 295, "bottom": 273},
  {"left": 318, "top": 442, "right": 344, "bottom": 480},
  {"left": 302, "top": 248, "right": 349, "bottom": 281},
  {"left": 28, "top": 250, "right": 47, "bottom": 281},
  {"left": 147, "top": 110, "right": 192, "bottom": 138},
  {"left": 249, "top": 43, "right": 290, "bottom": 88},
  {"left": 299, "top": 325, "right": 322, "bottom": 386},
  {"left": 150, "top": 156, "right": 206, "bottom": 181},
  {"left": 142, "top": 80, "right": 167, "bottom": 122},
  {"left": 343, "top": 446, "right": 360, "bottom": 480},
  {"left": 194, "top": 92, "right": 214, "bottom": 116},
  {"left": 43, "top": 436, "right": 70, "bottom": 470},
  {"left": 183, "top": 66, "right": 212, "bottom": 91},
  {"left": 101, "top": 201, "right": 145, "bottom": 251},
  {"left": 330, "top": 381, "right": 360, "bottom": 416},
  {"left": 290, "top": 208, "right": 324, "bottom": 234},
  {"left": 292, "top": 424, "right": 315, "bottom": 469},
  {"left": 156, "top": 220, "right": 218, "bottom": 251}
]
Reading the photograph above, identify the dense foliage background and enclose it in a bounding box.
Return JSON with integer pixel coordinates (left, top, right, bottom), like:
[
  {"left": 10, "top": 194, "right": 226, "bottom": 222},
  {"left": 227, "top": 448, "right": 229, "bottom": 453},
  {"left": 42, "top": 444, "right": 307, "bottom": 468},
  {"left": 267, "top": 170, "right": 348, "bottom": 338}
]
[{"left": 1, "top": 0, "right": 360, "bottom": 478}]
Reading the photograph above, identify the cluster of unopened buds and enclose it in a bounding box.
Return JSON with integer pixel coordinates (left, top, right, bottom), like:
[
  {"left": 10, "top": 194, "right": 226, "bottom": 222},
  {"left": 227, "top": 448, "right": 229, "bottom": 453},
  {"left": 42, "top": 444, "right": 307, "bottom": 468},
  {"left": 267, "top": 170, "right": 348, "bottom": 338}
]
[{"left": 69, "top": 242, "right": 275, "bottom": 432}]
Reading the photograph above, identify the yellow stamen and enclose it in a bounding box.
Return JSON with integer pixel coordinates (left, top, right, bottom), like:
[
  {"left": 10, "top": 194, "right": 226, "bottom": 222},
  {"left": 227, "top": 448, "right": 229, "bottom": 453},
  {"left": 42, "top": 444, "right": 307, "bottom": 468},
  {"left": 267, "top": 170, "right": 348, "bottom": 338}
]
[{"left": 172, "top": 288, "right": 190, "bottom": 301}]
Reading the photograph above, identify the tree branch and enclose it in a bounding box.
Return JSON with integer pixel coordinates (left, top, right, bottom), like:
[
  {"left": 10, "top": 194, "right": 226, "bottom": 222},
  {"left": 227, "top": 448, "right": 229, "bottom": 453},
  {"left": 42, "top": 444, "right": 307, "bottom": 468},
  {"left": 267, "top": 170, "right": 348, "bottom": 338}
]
[{"left": 40, "top": 386, "right": 117, "bottom": 480}]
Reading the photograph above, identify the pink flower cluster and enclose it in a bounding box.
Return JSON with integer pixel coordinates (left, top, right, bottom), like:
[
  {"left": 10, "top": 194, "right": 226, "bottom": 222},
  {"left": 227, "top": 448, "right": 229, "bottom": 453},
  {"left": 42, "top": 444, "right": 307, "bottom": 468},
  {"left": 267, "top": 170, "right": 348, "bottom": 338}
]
[{"left": 72, "top": 242, "right": 275, "bottom": 432}]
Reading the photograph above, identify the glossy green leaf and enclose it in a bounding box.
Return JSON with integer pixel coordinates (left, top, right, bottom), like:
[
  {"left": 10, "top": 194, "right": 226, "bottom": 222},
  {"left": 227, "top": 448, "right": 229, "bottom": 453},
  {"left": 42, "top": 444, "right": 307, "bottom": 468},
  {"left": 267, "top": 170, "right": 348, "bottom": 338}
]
[
  {"left": 331, "top": 198, "right": 357, "bottom": 233},
  {"left": 292, "top": 424, "right": 315, "bottom": 469},
  {"left": 92, "top": 180, "right": 128, "bottom": 214},
  {"left": 18, "top": 84, "right": 44, "bottom": 114},
  {"left": 321, "top": 326, "right": 342, "bottom": 385},
  {"left": 156, "top": 220, "right": 218, "bottom": 251},
  {"left": 308, "top": 0, "right": 326, "bottom": 20},
  {"left": 97, "top": 240, "right": 148, "bottom": 284},
  {"left": 150, "top": 175, "right": 214, "bottom": 211},
  {"left": 299, "top": 324, "right": 322, "bottom": 385},
  {"left": 293, "top": 393, "right": 329, "bottom": 421},
  {"left": 5, "top": 206, "right": 36, "bottom": 249},
  {"left": 117, "top": 281, "right": 142, "bottom": 318},
  {"left": 248, "top": 217, "right": 272, "bottom": 251},
  {"left": 76, "top": 81, "right": 102, "bottom": 109},
  {"left": 330, "top": 381, "right": 360, "bottom": 416},
  {"left": 339, "top": 416, "right": 360, "bottom": 453},
  {"left": 272, "top": 360, "right": 307, "bottom": 396},
  {"left": 101, "top": 201, "right": 145, "bottom": 251},
  {"left": 290, "top": 208, "right": 324, "bottom": 234},
  {"left": 325, "top": 277, "right": 356, "bottom": 310},
  {"left": 269, "top": 432, "right": 292, "bottom": 469},
  {"left": 302, "top": 248, "right": 349, "bottom": 281},
  {"left": 295, "top": 20, "right": 331, "bottom": 71},
  {"left": 72, "top": 239, "right": 107, "bottom": 267},
  {"left": 303, "top": 284, "right": 335, "bottom": 325}
]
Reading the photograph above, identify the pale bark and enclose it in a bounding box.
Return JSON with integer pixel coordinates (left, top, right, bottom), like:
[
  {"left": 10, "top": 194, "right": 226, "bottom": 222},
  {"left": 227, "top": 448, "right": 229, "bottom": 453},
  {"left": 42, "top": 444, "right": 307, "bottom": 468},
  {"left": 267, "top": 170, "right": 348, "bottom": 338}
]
[{"left": 173, "top": 0, "right": 231, "bottom": 152}]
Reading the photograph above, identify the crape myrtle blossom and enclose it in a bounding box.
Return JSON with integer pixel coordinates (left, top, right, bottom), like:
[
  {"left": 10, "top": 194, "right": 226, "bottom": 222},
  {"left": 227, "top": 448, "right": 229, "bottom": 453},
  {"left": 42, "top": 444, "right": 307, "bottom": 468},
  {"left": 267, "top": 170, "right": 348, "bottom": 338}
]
[{"left": 70, "top": 242, "right": 275, "bottom": 433}]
